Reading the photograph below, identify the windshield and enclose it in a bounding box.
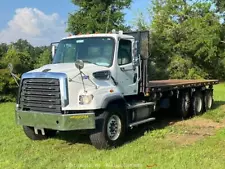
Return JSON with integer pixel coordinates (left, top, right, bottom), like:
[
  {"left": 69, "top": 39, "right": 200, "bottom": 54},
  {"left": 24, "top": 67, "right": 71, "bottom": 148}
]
[{"left": 53, "top": 37, "right": 115, "bottom": 67}]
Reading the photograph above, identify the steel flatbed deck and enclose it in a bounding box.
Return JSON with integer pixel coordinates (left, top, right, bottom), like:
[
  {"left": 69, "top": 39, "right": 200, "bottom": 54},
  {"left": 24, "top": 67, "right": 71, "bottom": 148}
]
[{"left": 146, "top": 79, "right": 219, "bottom": 92}]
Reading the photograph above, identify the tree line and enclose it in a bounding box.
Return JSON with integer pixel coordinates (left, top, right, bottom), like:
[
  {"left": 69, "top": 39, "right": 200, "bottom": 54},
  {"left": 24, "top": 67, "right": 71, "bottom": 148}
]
[
  {"left": 0, "top": 0, "right": 225, "bottom": 102},
  {"left": 0, "top": 40, "right": 51, "bottom": 102}
]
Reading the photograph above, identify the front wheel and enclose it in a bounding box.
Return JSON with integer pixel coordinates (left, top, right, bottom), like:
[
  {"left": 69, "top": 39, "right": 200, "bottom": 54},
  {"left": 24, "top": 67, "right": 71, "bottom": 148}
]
[
  {"left": 23, "top": 126, "right": 57, "bottom": 140},
  {"left": 89, "top": 106, "right": 125, "bottom": 149}
]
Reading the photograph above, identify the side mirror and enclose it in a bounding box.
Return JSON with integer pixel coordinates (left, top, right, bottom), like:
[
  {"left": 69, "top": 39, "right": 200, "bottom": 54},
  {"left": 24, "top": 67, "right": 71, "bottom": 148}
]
[
  {"left": 51, "top": 42, "right": 59, "bottom": 58},
  {"left": 133, "top": 41, "right": 140, "bottom": 67},
  {"left": 51, "top": 45, "right": 56, "bottom": 58},
  {"left": 7, "top": 63, "right": 20, "bottom": 87},
  {"left": 133, "top": 57, "right": 140, "bottom": 67},
  {"left": 75, "top": 60, "right": 84, "bottom": 70}
]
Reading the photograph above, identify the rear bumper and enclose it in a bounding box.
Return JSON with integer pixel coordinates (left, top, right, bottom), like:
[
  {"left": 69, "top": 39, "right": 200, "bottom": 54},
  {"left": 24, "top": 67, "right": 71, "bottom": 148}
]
[{"left": 15, "top": 110, "right": 96, "bottom": 131}]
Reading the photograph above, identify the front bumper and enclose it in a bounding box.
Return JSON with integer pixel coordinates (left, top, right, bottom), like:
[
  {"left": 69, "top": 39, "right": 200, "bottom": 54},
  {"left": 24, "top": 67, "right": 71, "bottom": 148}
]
[{"left": 16, "top": 110, "right": 96, "bottom": 131}]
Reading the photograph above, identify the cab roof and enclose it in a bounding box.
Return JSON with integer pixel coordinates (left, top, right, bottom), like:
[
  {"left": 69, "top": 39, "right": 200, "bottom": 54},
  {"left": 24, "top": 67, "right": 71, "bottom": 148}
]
[{"left": 62, "top": 33, "right": 134, "bottom": 41}]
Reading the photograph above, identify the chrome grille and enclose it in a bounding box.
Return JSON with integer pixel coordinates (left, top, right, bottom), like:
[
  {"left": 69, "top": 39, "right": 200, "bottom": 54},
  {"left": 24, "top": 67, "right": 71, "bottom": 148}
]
[{"left": 19, "top": 78, "right": 62, "bottom": 113}]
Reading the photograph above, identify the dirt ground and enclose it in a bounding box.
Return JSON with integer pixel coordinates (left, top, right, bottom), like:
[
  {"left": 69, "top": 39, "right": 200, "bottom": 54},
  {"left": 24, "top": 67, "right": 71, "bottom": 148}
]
[{"left": 167, "top": 118, "right": 225, "bottom": 145}]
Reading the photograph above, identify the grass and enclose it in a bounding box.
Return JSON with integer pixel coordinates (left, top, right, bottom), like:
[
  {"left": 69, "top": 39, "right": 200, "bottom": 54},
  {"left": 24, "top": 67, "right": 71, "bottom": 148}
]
[{"left": 1, "top": 83, "right": 225, "bottom": 169}]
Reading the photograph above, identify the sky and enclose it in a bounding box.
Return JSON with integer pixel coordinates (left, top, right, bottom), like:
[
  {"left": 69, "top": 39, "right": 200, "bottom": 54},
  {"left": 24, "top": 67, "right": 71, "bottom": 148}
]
[{"left": 0, "top": 0, "right": 150, "bottom": 46}]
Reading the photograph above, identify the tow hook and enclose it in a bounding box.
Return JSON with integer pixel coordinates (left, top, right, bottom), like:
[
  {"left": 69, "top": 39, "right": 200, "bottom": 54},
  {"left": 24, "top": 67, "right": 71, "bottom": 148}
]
[{"left": 34, "top": 128, "right": 45, "bottom": 135}]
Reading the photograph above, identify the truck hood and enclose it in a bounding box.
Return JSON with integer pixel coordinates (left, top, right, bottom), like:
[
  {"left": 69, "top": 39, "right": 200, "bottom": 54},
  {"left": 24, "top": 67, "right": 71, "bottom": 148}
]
[{"left": 29, "top": 63, "right": 109, "bottom": 78}]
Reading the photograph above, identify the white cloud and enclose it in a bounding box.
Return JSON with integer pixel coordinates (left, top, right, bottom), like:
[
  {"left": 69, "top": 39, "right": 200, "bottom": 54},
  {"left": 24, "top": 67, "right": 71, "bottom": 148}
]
[{"left": 0, "top": 8, "right": 67, "bottom": 46}]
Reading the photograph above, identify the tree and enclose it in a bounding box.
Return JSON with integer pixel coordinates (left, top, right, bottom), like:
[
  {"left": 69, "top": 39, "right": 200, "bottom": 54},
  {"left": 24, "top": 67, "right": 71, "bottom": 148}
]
[
  {"left": 2, "top": 47, "right": 33, "bottom": 73},
  {"left": 67, "top": 0, "right": 131, "bottom": 34},
  {"left": 11, "top": 39, "right": 37, "bottom": 66},
  {"left": 0, "top": 40, "right": 51, "bottom": 102},
  {"left": 214, "top": 0, "right": 225, "bottom": 13},
  {"left": 0, "top": 43, "right": 8, "bottom": 58},
  {"left": 0, "top": 43, "right": 8, "bottom": 69},
  {"left": 0, "top": 48, "right": 32, "bottom": 102},
  {"left": 136, "top": 0, "right": 224, "bottom": 80},
  {"left": 34, "top": 48, "right": 52, "bottom": 68},
  {"left": 133, "top": 12, "right": 149, "bottom": 31}
]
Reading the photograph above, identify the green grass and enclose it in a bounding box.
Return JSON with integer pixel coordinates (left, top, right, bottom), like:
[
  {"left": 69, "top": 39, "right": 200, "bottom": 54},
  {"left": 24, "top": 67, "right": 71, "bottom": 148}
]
[{"left": 1, "top": 84, "right": 225, "bottom": 169}]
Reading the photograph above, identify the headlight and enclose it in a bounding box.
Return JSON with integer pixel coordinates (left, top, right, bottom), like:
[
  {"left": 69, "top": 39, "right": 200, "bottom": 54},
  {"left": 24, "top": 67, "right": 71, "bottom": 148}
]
[{"left": 79, "top": 94, "right": 94, "bottom": 105}]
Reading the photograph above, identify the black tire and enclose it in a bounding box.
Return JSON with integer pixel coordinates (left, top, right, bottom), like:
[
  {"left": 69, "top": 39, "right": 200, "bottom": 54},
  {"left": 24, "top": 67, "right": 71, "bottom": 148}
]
[
  {"left": 177, "top": 91, "right": 191, "bottom": 119},
  {"left": 203, "top": 90, "right": 213, "bottom": 112},
  {"left": 23, "top": 126, "right": 57, "bottom": 140},
  {"left": 191, "top": 91, "right": 203, "bottom": 116},
  {"left": 89, "top": 105, "right": 125, "bottom": 149}
]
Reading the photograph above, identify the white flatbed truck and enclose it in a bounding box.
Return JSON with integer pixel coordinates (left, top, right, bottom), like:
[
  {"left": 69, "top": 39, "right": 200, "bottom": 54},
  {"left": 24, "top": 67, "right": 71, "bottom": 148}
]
[{"left": 13, "top": 31, "right": 219, "bottom": 149}]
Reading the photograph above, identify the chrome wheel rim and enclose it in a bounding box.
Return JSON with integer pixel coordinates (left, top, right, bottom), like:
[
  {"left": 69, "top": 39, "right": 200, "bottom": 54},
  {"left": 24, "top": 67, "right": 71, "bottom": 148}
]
[
  {"left": 196, "top": 97, "right": 202, "bottom": 113},
  {"left": 207, "top": 95, "right": 212, "bottom": 109},
  {"left": 107, "top": 115, "right": 122, "bottom": 141},
  {"left": 184, "top": 94, "right": 190, "bottom": 112}
]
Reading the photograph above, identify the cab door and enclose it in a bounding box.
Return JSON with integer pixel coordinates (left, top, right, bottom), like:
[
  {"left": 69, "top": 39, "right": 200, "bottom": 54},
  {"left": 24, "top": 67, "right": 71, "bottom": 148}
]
[{"left": 116, "top": 39, "right": 138, "bottom": 96}]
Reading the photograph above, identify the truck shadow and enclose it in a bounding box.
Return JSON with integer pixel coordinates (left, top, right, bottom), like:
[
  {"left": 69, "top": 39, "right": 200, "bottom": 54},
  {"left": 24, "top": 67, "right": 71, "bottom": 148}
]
[
  {"left": 124, "top": 110, "right": 181, "bottom": 144},
  {"left": 56, "top": 131, "right": 91, "bottom": 145},
  {"left": 55, "top": 100, "right": 225, "bottom": 147},
  {"left": 212, "top": 101, "right": 225, "bottom": 109},
  {"left": 125, "top": 100, "right": 225, "bottom": 145},
  {"left": 54, "top": 110, "right": 182, "bottom": 147}
]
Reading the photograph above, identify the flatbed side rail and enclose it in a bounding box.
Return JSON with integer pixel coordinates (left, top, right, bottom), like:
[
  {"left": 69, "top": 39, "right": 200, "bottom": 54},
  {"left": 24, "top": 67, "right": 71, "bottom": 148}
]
[{"left": 146, "top": 80, "right": 219, "bottom": 93}]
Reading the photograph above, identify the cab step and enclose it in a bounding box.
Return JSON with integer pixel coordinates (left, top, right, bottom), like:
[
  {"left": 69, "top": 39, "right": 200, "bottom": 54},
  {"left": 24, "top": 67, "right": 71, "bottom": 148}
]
[
  {"left": 127, "top": 102, "right": 156, "bottom": 110},
  {"left": 129, "top": 117, "right": 156, "bottom": 127}
]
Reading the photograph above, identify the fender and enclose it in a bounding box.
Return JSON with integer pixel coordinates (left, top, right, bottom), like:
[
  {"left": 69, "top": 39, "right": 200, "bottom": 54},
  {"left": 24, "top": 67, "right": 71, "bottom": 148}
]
[{"left": 101, "top": 94, "right": 126, "bottom": 109}]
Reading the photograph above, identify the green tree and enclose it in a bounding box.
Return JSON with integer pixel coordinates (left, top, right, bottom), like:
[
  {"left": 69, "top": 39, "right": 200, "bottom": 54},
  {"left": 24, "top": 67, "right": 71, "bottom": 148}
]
[
  {"left": 0, "top": 48, "right": 33, "bottom": 102},
  {"left": 11, "top": 39, "right": 37, "bottom": 66},
  {"left": 137, "top": 0, "right": 223, "bottom": 80},
  {"left": 67, "top": 0, "right": 131, "bottom": 34},
  {"left": 0, "top": 40, "right": 51, "bottom": 102},
  {"left": 0, "top": 43, "right": 8, "bottom": 69},
  {"left": 0, "top": 43, "right": 8, "bottom": 58},
  {"left": 34, "top": 48, "right": 52, "bottom": 68},
  {"left": 2, "top": 48, "right": 33, "bottom": 73},
  {"left": 214, "top": 0, "right": 225, "bottom": 13}
]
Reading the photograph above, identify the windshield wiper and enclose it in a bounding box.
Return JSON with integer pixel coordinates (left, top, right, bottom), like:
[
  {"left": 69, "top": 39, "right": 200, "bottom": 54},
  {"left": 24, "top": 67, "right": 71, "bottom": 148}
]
[
  {"left": 83, "top": 60, "right": 93, "bottom": 64},
  {"left": 82, "top": 60, "right": 107, "bottom": 67}
]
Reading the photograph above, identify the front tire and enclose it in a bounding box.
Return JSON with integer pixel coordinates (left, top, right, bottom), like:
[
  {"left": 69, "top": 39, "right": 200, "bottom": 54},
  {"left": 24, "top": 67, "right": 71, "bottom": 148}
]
[
  {"left": 89, "top": 106, "right": 125, "bottom": 149},
  {"left": 23, "top": 126, "right": 57, "bottom": 140}
]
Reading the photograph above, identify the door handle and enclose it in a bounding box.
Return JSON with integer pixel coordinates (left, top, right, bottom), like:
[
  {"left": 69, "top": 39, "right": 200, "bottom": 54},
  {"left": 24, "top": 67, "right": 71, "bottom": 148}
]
[
  {"left": 120, "top": 67, "right": 134, "bottom": 72},
  {"left": 120, "top": 67, "right": 125, "bottom": 71}
]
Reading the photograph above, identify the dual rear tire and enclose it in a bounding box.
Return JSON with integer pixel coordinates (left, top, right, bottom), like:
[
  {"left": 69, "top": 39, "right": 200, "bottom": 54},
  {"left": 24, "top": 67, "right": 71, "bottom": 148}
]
[
  {"left": 191, "top": 90, "right": 213, "bottom": 116},
  {"left": 204, "top": 90, "right": 213, "bottom": 111},
  {"left": 191, "top": 91, "right": 203, "bottom": 116},
  {"left": 176, "top": 89, "right": 213, "bottom": 119}
]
